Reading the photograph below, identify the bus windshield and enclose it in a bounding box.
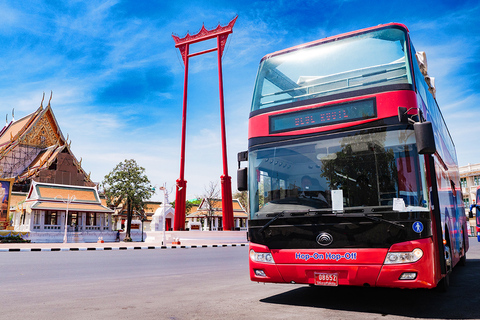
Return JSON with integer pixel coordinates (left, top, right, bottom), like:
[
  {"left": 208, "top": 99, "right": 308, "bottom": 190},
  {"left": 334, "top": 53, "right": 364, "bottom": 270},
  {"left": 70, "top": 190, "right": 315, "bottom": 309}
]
[
  {"left": 249, "top": 129, "right": 429, "bottom": 219},
  {"left": 251, "top": 27, "right": 412, "bottom": 111}
]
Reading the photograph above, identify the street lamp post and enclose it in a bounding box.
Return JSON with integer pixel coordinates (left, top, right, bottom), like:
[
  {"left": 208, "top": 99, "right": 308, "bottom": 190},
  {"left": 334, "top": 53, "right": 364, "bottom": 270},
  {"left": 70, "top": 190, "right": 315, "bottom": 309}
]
[
  {"left": 141, "top": 213, "right": 145, "bottom": 242},
  {"left": 56, "top": 194, "right": 76, "bottom": 244}
]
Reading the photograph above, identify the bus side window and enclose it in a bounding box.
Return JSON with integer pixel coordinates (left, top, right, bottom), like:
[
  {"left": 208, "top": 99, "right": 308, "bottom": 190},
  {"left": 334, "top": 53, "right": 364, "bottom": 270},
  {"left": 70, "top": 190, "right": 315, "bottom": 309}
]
[
  {"left": 450, "top": 180, "right": 456, "bottom": 198},
  {"left": 396, "top": 156, "right": 419, "bottom": 206}
]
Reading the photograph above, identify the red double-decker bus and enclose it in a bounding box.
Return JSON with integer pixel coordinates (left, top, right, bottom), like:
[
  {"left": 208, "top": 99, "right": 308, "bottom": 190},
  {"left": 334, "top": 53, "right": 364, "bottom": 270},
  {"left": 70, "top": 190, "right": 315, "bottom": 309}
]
[{"left": 237, "top": 23, "right": 468, "bottom": 290}]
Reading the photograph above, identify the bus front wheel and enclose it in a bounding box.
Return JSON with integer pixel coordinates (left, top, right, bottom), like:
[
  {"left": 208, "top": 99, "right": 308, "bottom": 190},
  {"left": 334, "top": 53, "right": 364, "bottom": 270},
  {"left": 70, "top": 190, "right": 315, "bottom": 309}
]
[{"left": 436, "top": 244, "right": 452, "bottom": 292}]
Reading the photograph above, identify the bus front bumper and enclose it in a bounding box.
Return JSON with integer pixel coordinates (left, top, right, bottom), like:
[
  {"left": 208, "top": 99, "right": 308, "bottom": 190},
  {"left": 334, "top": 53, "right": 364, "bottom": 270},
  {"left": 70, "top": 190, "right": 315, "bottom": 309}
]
[{"left": 249, "top": 238, "right": 437, "bottom": 289}]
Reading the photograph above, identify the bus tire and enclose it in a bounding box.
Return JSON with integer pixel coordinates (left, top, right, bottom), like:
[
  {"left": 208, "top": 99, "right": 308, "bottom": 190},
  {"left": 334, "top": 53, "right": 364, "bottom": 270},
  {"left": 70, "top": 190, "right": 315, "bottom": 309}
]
[
  {"left": 459, "top": 252, "right": 466, "bottom": 266},
  {"left": 436, "top": 241, "right": 452, "bottom": 292},
  {"left": 436, "top": 273, "right": 449, "bottom": 292},
  {"left": 459, "top": 227, "right": 467, "bottom": 266}
]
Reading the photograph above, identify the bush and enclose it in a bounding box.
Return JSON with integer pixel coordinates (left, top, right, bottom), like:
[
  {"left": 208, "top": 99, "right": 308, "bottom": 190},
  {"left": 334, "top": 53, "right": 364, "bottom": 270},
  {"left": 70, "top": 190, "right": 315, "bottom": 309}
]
[{"left": 0, "top": 235, "right": 31, "bottom": 243}]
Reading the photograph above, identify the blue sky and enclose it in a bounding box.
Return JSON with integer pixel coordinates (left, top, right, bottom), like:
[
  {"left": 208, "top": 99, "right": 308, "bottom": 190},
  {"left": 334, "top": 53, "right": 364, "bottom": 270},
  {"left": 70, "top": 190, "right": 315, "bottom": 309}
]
[{"left": 0, "top": 0, "right": 478, "bottom": 201}]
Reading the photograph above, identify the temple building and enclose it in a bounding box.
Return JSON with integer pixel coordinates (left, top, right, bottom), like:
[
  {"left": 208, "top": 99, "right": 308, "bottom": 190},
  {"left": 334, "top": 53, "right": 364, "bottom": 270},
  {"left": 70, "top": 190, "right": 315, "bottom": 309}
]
[
  {"left": 0, "top": 101, "right": 93, "bottom": 191},
  {"left": 186, "top": 198, "right": 248, "bottom": 231},
  {"left": 15, "top": 181, "right": 114, "bottom": 243},
  {"left": 0, "top": 97, "right": 115, "bottom": 242},
  {"left": 111, "top": 200, "right": 162, "bottom": 231}
]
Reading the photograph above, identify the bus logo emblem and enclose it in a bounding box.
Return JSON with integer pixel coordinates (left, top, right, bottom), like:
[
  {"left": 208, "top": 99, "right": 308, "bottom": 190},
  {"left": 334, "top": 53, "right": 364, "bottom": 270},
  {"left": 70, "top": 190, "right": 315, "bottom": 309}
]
[{"left": 316, "top": 232, "right": 333, "bottom": 246}]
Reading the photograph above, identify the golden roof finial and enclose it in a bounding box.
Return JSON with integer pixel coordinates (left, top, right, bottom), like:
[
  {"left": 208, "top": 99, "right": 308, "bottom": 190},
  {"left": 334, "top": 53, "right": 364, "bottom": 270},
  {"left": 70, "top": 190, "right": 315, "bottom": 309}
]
[
  {"left": 47, "top": 91, "right": 53, "bottom": 107},
  {"left": 40, "top": 92, "right": 45, "bottom": 110}
]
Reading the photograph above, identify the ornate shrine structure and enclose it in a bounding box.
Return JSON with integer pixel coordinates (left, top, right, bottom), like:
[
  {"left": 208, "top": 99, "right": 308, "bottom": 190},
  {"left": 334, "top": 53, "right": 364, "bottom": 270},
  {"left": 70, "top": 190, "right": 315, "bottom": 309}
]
[
  {"left": 0, "top": 94, "right": 94, "bottom": 192},
  {"left": 0, "top": 94, "right": 117, "bottom": 242},
  {"left": 172, "top": 16, "right": 237, "bottom": 231}
]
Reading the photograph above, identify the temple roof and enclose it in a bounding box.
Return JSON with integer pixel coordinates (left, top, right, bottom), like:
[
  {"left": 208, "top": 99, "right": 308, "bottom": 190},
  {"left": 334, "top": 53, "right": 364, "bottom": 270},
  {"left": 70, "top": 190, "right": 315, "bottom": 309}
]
[
  {"left": 0, "top": 112, "right": 37, "bottom": 146},
  {"left": 30, "top": 201, "right": 113, "bottom": 213},
  {"left": 0, "top": 97, "right": 92, "bottom": 184},
  {"left": 186, "top": 198, "right": 248, "bottom": 218},
  {"left": 26, "top": 181, "right": 113, "bottom": 213}
]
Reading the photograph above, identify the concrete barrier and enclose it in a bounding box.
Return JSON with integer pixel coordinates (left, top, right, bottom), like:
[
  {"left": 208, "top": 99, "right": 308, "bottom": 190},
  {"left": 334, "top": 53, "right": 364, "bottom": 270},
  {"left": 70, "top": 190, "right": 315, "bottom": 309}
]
[{"left": 145, "top": 230, "right": 247, "bottom": 245}]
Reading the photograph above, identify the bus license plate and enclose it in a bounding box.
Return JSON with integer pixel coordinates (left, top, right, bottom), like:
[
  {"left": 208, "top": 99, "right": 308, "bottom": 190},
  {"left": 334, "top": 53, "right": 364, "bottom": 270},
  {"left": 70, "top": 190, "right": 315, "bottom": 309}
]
[{"left": 314, "top": 272, "right": 338, "bottom": 286}]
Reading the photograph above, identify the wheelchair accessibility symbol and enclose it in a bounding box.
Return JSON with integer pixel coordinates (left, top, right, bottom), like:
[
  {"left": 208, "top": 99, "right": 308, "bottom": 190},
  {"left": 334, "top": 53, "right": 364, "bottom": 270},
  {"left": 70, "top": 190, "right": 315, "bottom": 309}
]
[{"left": 413, "top": 221, "right": 424, "bottom": 233}]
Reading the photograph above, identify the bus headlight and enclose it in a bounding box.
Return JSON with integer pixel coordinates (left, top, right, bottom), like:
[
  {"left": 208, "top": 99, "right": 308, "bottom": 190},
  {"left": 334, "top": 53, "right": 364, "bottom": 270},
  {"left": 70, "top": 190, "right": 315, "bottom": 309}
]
[
  {"left": 250, "top": 249, "right": 275, "bottom": 263},
  {"left": 384, "top": 248, "right": 423, "bottom": 264}
]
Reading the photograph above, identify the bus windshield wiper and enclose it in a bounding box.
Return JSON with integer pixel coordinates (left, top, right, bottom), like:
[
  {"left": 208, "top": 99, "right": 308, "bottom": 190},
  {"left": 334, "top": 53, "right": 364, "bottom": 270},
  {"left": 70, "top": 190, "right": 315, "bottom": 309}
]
[
  {"left": 361, "top": 213, "right": 405, "bottom": 228},
  {"left": 259, "top": 211, "right": 284, "bottom": 233},
  {"left": 259, "top": 208, "right": 333, "bottom": 232},
  {"left": 287, "top": 208, "right": 333, "bottom": 216}
]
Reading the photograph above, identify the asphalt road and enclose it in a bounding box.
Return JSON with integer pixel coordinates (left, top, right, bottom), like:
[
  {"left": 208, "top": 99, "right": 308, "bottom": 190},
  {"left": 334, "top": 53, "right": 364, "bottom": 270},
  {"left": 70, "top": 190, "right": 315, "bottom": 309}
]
[{"left": 1, "top": 240, "right": 480, "bottom": 320}]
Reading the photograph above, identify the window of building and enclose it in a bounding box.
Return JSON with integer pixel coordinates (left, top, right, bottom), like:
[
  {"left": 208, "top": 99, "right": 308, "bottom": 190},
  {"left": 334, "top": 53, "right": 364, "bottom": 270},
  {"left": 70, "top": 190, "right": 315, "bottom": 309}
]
[
  {"left": 68, "top": 212, "right": 78, "bottom": 226},
  {"left": 461, "top": 178, "right": 467, "bottom": 188},
  {"left": 474, "top": 176, "right": 480, "bottom": 186},
  {"left": 45, "top": 211, "right": 57, "bottom": 225},
  {"left": 34, "top": 212, "right": 41, "bottom": 225},
  {"left": 87, "top": 213, "right": 97, "bottom": 226}
]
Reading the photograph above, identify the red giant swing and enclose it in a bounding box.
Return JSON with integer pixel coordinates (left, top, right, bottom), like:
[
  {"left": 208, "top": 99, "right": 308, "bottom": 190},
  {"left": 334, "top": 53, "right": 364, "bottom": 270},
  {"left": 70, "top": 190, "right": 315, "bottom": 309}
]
[{"left": 172, "top": 16, "right": 237, "bottom": 231}]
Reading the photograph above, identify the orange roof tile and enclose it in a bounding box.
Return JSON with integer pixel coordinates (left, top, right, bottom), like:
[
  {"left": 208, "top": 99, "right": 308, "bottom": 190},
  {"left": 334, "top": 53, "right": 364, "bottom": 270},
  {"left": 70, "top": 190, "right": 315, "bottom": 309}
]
[
  {"left": 187, "top": 198, "right": 248, "bottom": 219},
  {"left": 31, "top": 201, "right": 112, "bottom": 213},
  {"left": 36, "top": 185, "right": 98, "bottom": 202},
  {"left": 232, "top": 201, "right": 242, "bottom": 210},
  {"left": 187, "top": 210, "right": 248, "bottom": 218},
  {"left": 0, "top": 113, "right": 36, "bottom": 147}
]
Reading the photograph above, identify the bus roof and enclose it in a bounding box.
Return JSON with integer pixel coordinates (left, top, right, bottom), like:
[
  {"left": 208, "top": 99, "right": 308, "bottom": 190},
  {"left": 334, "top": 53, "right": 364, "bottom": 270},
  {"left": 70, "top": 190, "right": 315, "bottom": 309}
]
[{"left": 260, "top": 23, "right": 409, "bottom": 63}]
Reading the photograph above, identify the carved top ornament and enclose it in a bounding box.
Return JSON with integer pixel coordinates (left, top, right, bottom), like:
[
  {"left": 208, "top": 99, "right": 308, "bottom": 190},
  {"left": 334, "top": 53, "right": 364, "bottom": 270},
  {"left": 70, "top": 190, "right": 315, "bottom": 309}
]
[
  {"left": 23, "top": 114, "right": 60, "bottom": 148},
  {"left": 172, "top": 16, "right": 237, "bottom": 64}
]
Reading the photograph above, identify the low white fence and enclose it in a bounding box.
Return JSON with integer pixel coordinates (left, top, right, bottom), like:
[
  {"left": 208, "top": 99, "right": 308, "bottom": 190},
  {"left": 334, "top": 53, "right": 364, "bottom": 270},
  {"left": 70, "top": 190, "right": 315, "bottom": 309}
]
[{"left": 11, "top": 230, "right": 247, "bottom": 244}]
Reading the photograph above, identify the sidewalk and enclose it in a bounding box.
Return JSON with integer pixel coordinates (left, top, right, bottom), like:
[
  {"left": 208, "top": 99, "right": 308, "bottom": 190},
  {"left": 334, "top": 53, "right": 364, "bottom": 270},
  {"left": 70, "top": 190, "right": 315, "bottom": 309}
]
[{"left": 0, "top": 238, "right": 249, "bottom": 252}]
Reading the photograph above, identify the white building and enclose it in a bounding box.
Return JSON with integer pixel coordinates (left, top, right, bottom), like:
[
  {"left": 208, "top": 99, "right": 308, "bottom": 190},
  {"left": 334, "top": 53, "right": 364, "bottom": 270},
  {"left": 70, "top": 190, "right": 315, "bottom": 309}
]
[
  {"left": 13, "top": 181, "right": 115, "bottom": 243},
  {"left": 460, "top": 163, "right": 480, "bottom": 208},
  {"left": 459, "top": 163, "right": 480, "bottom": 236},
  {"left": 186, "top": 198, "right": 248, "bottom": 231}
]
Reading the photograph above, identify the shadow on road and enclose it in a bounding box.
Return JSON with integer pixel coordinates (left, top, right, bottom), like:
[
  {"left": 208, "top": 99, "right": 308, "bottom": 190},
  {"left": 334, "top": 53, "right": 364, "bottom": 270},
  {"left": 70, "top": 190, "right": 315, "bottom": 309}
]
[{"left": 260, "top": 259, "right": 480, "bottom": 319}]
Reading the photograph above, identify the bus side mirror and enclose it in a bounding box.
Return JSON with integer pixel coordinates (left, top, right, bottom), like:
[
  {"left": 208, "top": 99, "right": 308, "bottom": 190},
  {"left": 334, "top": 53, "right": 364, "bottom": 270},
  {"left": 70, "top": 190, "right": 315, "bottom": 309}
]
[
  {"left": 237, "top": 151, "right": 248, "bottom": 191},
  {"left": 238, "top": 151, "right": 248, "bottom": 163},
  {"left": 237, "top": 167, "right": 248, "bottom": 191},
  {"left": 398, "top": 106, "right": 409, "bottom": 123},
  {"left": 414, "top": 121, "right": 436, "bottom": 154},
  {"left": 469, "top": 211, "right": 474, "bottom": 219}
]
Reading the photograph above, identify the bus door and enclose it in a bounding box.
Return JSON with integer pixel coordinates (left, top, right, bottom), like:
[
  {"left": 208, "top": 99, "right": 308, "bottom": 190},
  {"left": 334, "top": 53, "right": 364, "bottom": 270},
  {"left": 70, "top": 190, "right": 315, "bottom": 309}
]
[{"left": 476, "top": 188, "right": 480, "bottom": 241}]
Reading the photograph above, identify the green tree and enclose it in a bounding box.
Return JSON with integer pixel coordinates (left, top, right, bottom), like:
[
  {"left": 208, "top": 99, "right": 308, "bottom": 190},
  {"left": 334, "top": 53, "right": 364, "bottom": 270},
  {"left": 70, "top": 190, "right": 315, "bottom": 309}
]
[
  {"left": 233, "top": 190, "right": 248, "bottom": 213},
  {"left": 102, "top": 159, "right": 154, "bottom": 241},
  {"left": 170, "top": 199, "right": 200, "bottom": 214},
  {"left": 199, "top": 181, "right": 220, "bottom": 231}
]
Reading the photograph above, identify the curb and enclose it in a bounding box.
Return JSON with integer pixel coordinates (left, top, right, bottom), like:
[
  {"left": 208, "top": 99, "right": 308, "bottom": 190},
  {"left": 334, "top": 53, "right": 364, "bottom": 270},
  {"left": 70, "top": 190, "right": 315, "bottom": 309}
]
[{"left": 0, "top": 243, "right": 248, "bottom": 252}]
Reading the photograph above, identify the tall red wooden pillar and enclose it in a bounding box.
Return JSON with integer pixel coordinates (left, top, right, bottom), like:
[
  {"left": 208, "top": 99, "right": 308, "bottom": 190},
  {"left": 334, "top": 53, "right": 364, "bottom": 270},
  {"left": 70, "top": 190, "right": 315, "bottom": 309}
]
[{"left": 172, "top": 16, "right": 237, "bottom": 231}]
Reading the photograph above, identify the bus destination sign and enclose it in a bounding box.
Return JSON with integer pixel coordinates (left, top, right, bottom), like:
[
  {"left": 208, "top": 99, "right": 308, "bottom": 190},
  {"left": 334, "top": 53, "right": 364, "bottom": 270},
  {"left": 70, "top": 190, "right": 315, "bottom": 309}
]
[{"left": 269, "top": 98, "right": 376, "bottom": 133}]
